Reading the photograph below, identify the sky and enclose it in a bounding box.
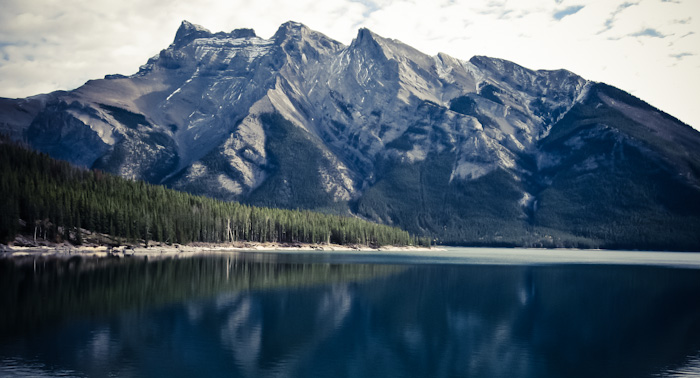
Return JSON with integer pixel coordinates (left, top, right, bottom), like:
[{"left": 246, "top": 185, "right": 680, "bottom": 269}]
[{"left": 1, "top": 0, "right": 699, "bottom": 129}]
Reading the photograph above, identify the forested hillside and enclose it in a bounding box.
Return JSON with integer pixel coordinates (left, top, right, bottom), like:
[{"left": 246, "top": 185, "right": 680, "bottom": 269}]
[{"left": 0, "top": 139, "right": 424, "bottom": 247}]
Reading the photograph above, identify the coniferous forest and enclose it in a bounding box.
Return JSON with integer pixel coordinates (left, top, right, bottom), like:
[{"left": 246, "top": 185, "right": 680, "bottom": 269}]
[{"left": 0, "top": 139, "right": 426, "bottom": 247}]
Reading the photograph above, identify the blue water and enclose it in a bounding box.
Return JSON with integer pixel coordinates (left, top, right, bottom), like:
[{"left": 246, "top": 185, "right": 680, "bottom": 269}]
[{"left": 1, "top": 248, "right": 700, "bottom": 377}]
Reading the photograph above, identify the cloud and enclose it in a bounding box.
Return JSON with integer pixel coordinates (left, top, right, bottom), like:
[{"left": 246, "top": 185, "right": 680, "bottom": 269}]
[
  {"left": 670, "top": 52, "right": 693, "bottom": 60},
  {"left": 630, "top": 28, "right": 667, "bottom": 38},
  {"left": 599, "top": 1, "right": 640, "bottom": 34},
  {"left": 553, "top": 5, "right": 585, "bottom": 21},
  {"left": 673, "top": 17, "right": 691, "bottom": 25}
]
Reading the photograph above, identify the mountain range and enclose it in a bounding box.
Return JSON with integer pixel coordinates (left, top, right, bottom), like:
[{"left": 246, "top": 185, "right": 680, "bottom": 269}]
[{"left": 1, "top": 20, "right": 699, "bottom": 250}]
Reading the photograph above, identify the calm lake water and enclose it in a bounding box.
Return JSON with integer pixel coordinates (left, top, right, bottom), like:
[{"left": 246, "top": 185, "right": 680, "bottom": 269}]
[{"left": 2, "top": 247, "right": 700, "bottom": 378}]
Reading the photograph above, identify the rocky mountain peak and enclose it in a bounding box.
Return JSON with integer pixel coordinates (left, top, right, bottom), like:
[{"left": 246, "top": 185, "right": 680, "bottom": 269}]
[
  {"left": 230, "top": 28, "right": 257, "bottom": 39},
  {"left": 350, "top": 28, "right": 396, "bottom": 56},
  {"left": 271, "top": 21, "right": 344, "bottom": 62},
  {"left": 173, "top": 20, "right": 212, "bottom": 47},
  {"left": 353, "top": 28, "right": 377, "bottom": 45},
  {"left": 272, "top": 21, "right": 310, "bottom": 42},
  {"left": 350, "top": 27, "right": 435, "bottom": 75}
]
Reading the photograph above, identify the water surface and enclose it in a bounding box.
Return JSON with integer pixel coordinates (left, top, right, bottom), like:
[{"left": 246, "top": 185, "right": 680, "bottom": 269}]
[{"left": 1, "top": 248, "right": 700, "bottom": 377}]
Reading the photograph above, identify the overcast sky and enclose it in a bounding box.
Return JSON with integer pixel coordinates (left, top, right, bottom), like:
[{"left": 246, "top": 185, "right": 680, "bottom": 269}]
[{"left": 1, "top": 0, "right": 699, "bottom": 129}]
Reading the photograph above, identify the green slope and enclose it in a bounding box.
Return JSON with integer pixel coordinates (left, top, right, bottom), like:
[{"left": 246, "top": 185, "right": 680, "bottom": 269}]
[{"left": 0, "top": 137, "right": 424, "bottom": 247}]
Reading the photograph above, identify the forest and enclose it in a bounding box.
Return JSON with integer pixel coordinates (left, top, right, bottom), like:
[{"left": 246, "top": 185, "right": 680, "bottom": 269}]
[{"left": 0, "top": 138, "right": 426, "bottom": 247}]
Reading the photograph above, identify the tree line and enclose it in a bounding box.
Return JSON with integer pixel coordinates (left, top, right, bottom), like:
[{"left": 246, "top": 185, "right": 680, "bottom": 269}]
[{"left": 0, "top": 139, "right": 428, "bottom": 247}]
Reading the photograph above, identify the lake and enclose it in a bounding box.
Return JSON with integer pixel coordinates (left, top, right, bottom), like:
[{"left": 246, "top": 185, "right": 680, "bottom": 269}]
[{"left": 1, "top": 247, "right": 700, "bottom": 377}]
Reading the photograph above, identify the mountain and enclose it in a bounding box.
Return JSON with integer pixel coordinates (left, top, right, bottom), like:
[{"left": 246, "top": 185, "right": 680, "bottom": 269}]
[{"left": 1, "top": 20, "right": 699, "bottom": 250}]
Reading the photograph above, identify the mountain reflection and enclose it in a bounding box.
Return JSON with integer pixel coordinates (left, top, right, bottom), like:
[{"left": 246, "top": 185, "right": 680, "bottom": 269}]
[{"left": 1, "top": 255, "right": 700, "bottom": 378}]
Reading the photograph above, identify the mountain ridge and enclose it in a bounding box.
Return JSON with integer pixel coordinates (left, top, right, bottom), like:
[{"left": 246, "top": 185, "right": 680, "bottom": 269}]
[{"left": 1, "top": 20, "right": 699, "bottom": 250}]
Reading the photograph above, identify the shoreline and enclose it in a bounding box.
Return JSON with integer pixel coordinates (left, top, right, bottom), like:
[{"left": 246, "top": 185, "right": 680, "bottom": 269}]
[{"left": 0, "top": 241, "right": 441, "bottom": 259}]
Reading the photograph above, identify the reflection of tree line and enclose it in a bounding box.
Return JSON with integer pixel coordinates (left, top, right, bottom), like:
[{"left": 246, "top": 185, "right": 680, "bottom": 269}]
[{"left": 0, "top": 254, "right": 403, "bottom": 337}]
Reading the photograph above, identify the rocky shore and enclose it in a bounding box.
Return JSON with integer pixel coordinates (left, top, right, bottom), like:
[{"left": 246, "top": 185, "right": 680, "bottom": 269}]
[{"left": 0, "top": 237, "right": 438, "bottom": 260}]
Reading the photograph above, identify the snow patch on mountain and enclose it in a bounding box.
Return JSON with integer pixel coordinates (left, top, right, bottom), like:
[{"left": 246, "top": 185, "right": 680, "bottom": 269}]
[
  {"left": 519, "top": 192, "right": 535, "bottom": 208},
  {"left": 451, "top": 160, "right": 493, "bottom": 181},
  {"left": 192, "top": 36, "right": 274, "bottom": 64}
]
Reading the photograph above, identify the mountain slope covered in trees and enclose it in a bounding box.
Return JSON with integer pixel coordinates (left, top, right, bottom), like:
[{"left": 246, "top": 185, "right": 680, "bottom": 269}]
[{"left": 0, "top": 139, "right": 423, "bottom": 247}]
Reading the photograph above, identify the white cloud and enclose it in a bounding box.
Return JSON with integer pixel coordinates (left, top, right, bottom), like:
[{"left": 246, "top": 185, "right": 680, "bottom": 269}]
[
  {"left": 554, "top": 5, "right": 586, "bottom": 21},
  {"left": 0, "top": 0, "right": 699, "bottom": 129}
]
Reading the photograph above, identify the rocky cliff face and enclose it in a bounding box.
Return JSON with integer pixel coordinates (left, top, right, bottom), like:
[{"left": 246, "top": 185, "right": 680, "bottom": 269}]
[{"left": 2, "top": 21, "right": 699, "bottom": 249}]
